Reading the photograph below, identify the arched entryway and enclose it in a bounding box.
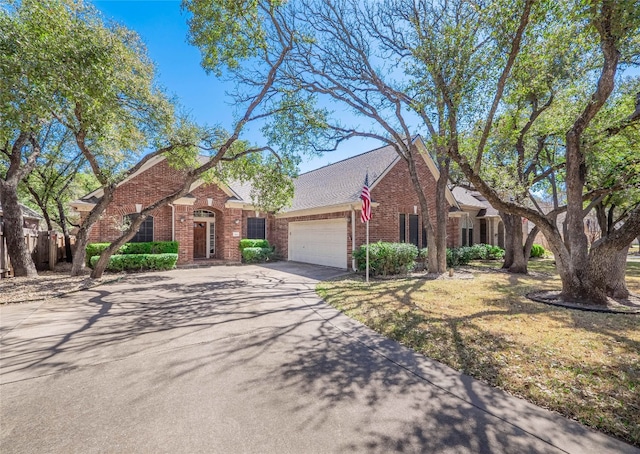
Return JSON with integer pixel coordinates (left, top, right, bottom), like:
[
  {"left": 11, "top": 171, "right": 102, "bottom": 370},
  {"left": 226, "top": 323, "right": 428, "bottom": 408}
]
[{"left": 193, "top": 209, "right": 217, "bottom": 259}]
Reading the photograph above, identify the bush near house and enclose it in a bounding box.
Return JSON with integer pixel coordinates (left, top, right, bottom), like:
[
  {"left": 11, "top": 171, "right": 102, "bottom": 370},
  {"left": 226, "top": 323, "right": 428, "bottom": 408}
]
[
  {"left": 242, "top": 247, "right": 274, "bottom": 263},
  {"left": 354, "top": 242, "right": 418, "bottom": 276},
  {"left": 530, "top": 244, "right": 546, "bottom": 258},
  {"left": 240, "top": 239, "right": 274, "bottom": 263},
  {"left": 89, "top": 253, "right": 178, "bottom": 271},
  {"left": 86, "top": 241, "right": 179, "bottom": 264},
  {"left": 416, "top": 248, "right": 429, "bottom": 270},
  {"left": 447, "top": 244, "right": 505, "bottom": 268},
  {"left": 239, "top": 239, "right": 270, "bottom": 252}
]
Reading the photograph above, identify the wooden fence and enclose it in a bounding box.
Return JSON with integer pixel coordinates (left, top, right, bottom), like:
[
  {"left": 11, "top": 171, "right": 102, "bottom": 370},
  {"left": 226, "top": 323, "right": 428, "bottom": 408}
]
[{"left": 0, "top": 230, "right": 72, "bottom": 278}]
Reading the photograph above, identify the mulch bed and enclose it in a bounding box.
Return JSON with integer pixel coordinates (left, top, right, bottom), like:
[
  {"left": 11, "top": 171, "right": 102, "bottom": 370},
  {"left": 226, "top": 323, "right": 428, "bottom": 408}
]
[
  {"left": 0, "top": 263, "right": 117, "bottom": 305},
  {"left": 527, "top": 290, "right": 640, "bottom": 314}
]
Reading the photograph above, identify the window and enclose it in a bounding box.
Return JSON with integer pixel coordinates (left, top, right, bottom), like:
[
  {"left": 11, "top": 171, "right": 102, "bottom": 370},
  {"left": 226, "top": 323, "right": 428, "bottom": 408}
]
[
  {"left": 124, "top": 214, "right": 153, "bottom": 243},
  {"left": 194, "top": 210, "right": 215, "bottom": 218},
  {"left": 480, "top": 219, "right": 487, "bottom": 244},
  {"left": 462, "top": 215, "right": 474, "bottom": 246},
  {"left": 247, "top": 217, "right": 266, "bottom": 239},
  {"left": 409, "top": 214, "right": 419, "bottom": 247},
  {"left": 399, "top": 214, "right": 406, "bottom": 243}
]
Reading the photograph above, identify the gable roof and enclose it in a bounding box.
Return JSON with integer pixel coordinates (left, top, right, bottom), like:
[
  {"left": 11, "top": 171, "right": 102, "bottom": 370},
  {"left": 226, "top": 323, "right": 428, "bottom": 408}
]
[
  {"left": 285, "top": 142, "right": 400, "bottom": 212},
  {"left": 451, "top": 187, "right": 487, "bottom": 209},
  {"left": 72, "top": 135, "right": 463, "bottom": 214},
  {"left": 451, "top": 187, "right": 500, "bottom": 217},
  {"left": 0, "top": 202, "right": 43, "bottom": 220}
]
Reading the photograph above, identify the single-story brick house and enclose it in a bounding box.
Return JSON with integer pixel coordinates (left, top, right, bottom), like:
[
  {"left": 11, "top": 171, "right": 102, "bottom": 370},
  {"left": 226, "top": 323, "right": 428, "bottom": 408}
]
[
  {"left": 451, "top": 187, "right": 505, "bottom": 249},
  {"left": 72, "top": 136, "right": 504, "bottom": 269}
]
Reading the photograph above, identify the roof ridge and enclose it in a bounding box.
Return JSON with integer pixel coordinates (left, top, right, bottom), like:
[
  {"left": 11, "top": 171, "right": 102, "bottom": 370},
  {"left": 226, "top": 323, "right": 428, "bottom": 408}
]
[{"left": 297, "top": 141, "right": 395, "bottom": 177}]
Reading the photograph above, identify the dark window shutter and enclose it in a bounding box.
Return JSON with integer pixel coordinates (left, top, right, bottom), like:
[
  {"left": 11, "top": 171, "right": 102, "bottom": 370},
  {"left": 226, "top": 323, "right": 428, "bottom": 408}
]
[
  {"left": 399, "top": 214, "right": 406, "bottom": 243},
  {"left": 409, "top": 215, "right": 419, "bottom": 247},
  {"left": 247, "top": 218, "right": 266, "bottom": 240}
]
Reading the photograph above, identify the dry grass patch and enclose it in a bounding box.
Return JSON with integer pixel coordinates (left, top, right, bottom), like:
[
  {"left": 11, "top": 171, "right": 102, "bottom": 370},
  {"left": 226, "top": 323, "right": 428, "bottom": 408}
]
[{"left": 317, "top": 259, "right": 640, "bottom": 447}]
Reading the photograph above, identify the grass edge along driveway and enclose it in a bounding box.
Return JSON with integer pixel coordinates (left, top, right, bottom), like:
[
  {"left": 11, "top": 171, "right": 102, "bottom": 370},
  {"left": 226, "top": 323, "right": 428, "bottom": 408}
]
[{"left": 317, "top": 259, "right": 640, "bottom": 447}]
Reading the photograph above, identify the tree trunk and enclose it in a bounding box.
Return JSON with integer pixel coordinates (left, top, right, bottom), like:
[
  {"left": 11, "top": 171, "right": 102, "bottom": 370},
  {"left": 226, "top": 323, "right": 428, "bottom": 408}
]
[
  {"left": 0, "top": 182, "right": 38, "bottom": 277},
  {"left": 523, "top": 225, "right": 539, "bottom": 263},
  {"left": 500, "top": 212, "right": 527, "bottom": 273},
  {"left": 70, "top": 186, "right": 115, "bottom": 276},
  {"left": 434, "top": 154, "right": 450, "bottom": 273},
  {"left": 70, "top": 225, "right": 90, "bottom": 276},
  {"left": 57, "top": 199, "right": 73, "bottom": 262},
  {"left": 406, "top": 144, "right": 444, "bottom": 274},
  {"left": 601, "top": 246, "right": 630, "bottom": 299},
  {"left": 501, "top": 213, "right": 514, "bottom": 269},
  {"left": 91, "top": 214, "right": 149, "bottom": 278}
]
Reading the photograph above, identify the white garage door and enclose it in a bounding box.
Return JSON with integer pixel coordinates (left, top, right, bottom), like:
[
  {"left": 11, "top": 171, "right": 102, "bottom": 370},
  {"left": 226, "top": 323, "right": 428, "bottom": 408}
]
[{"left": 288, "top": 219, "right": 348, "bottom": 269}]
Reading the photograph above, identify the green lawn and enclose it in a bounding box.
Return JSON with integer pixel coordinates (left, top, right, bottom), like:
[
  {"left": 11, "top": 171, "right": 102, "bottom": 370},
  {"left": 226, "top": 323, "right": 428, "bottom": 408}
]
[{"left": 317, "top": 259, "right": 640, "bottom": 447}]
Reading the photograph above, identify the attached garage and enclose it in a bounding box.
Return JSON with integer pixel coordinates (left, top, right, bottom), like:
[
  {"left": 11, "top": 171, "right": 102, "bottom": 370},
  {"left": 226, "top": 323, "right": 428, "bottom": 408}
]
[{"left": 288, "top": 219, "right": 348, "bottom": 269}]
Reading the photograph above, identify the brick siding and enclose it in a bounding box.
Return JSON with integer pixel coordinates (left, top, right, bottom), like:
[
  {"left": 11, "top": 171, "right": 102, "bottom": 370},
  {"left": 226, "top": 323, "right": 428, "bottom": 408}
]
[
  {"left": 82, "top": 152, "right": 460, "bottom": 266},
  {"left": 84, "top": 159, "right": 242, "bottom": 263},
  {"left": 272, "top": 152, "right": 459, "bottom": 266}
]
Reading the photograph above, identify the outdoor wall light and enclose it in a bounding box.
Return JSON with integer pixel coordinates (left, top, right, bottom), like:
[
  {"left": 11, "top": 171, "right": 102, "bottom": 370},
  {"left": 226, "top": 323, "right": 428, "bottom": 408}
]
[{"left": 234, "top": 219, "right": 240, "bottom": 225}]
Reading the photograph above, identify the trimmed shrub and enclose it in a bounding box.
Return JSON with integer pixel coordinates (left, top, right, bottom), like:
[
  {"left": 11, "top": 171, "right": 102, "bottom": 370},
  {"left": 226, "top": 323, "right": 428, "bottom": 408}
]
[
  {"left": 86, "top": 241, "right": 179, "bottom": 264},
  {"left": 485, "top": 244, "right": 505, "bottom": 260},
  {"left": 415, "top": 248, "right": 429, "bottom": 270},
  {"left": 242, "top": 247, "right": 273, "bottom": 263},
  {"left": 120, "top": 241, "right": 178, "bottom": 255},
  {"left": 446, "top": 244, "right": 506, "bottom": 267},
  {"left": 446, "top": 247, "right": 473, "bottom": 267},
  {"left": 89, "top": 253, "right": 178, "bottom": 272},
  {"left": 85, "top": 243, "right": 110, "bottom": 264},
  {"left": 468, "top": 244, "right": 488, "bottom": 260},
  {"left": 354, "top": 242, "right": 418, "bottom": 276},
  {"left": 530, "top": 244, "right": 546, "bottom": 258},
  {"left": 239, "top": 239, "right": 270, "bottom": 252}
]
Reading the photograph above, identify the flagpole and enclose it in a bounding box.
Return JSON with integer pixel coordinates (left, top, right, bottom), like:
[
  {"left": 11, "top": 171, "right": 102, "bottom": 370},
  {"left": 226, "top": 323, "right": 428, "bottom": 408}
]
[{"left": 366, "top": 219, "right": 370, "bottom": 284}]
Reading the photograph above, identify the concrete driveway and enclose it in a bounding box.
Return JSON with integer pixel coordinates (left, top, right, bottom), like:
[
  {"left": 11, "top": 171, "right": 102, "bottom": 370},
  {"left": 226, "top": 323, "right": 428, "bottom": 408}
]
[{"left": 1, "top": 262, "right": 637, "bottom": 453}]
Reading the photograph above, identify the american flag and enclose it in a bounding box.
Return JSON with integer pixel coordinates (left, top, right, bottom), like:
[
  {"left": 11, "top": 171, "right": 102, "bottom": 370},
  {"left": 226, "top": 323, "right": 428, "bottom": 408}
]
[{"left": 360, "top": 173, "right": 371, "bottom": 223}]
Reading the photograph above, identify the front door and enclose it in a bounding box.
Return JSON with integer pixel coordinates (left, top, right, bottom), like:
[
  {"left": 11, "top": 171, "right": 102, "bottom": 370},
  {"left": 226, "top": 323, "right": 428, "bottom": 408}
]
[{"left": 194, "top": 222, "right": 207, "bottom": 258}]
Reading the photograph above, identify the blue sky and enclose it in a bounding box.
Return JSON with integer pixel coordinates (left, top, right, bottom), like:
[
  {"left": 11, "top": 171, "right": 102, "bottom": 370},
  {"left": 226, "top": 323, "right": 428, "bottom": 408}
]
[
  {"left": 92, "top": 0, "right": 377, "bottom": 174},
  {"left": 91, "top": 1, "right": 639, "bottom": 175}
]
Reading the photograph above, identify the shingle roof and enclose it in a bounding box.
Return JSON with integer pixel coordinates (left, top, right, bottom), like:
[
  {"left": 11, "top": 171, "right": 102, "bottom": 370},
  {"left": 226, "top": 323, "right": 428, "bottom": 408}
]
[
  {"left": 451, "top": 187, "right": 501, "bottom": 217},
  {"left": 284, "top": 143, "right": 399, "bottom": 212},
  {"left": 0, "top": 202, "right": 43, "bottom": 220},
  {"left": 224, "top": 144, "right": 399, "bottom": 211},
  {"left": 451, "top": 187, "right": 487, "bottom": 209}
]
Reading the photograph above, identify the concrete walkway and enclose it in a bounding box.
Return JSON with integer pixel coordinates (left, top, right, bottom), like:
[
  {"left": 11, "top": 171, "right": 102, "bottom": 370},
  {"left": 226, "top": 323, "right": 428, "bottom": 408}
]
[{"left": 1, "top": 262, "right": 637, "bottom": 453}]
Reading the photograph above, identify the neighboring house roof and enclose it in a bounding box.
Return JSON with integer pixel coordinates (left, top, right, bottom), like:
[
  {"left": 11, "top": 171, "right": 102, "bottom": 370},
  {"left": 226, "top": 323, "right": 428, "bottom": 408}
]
[
  {"left": 0, "top": 202, "right": 43, "bottom": 220},
  {"left": 451, "top": 187, "right": 500, "bottom": 217},
  {"left": 451, "top": 187, "right": 487, "bottom": 209}
]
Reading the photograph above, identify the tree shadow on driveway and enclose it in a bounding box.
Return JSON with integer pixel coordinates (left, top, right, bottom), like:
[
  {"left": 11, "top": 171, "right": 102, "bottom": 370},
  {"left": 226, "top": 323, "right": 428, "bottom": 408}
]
[{"left": 1, "top": 265, "right": 633, "bottom": 453}]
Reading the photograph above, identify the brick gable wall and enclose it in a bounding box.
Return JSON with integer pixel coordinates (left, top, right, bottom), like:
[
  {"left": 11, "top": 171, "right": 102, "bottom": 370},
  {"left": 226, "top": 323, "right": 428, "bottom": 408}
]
[
  {"left": 272, "top": 152, "right": 460, "bottom": 268},
  {"left": 84, "top": 159, "right": 243, "bottom": 264}
]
